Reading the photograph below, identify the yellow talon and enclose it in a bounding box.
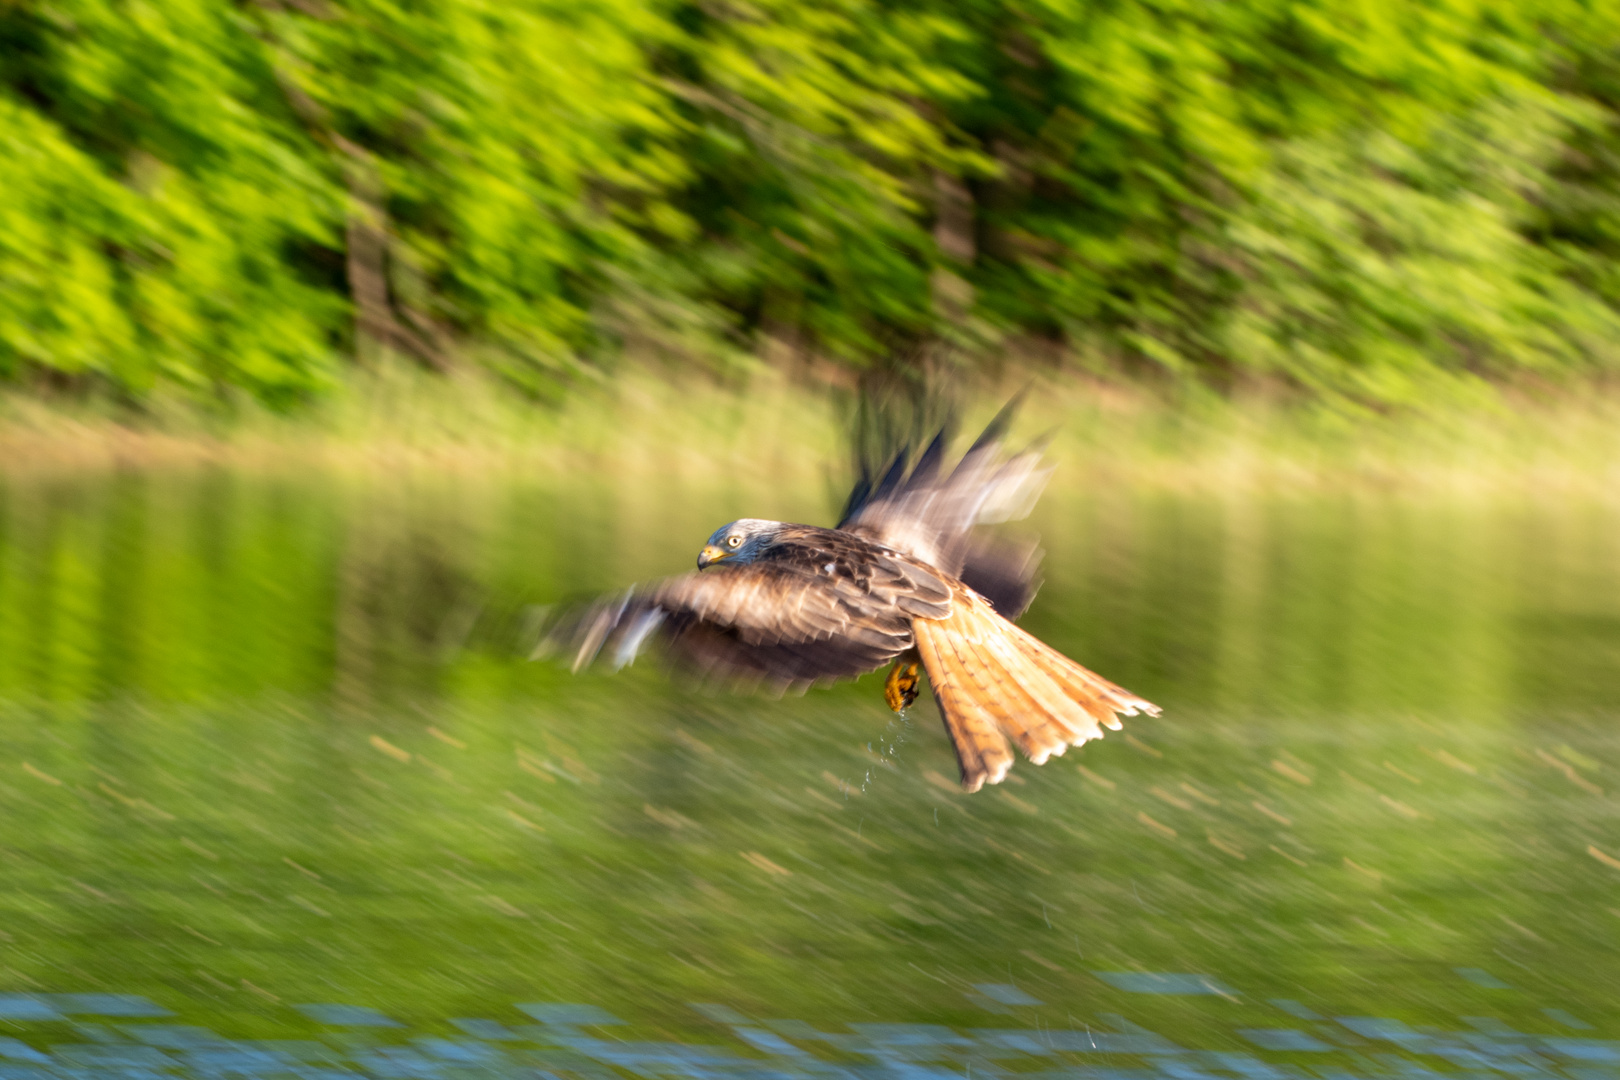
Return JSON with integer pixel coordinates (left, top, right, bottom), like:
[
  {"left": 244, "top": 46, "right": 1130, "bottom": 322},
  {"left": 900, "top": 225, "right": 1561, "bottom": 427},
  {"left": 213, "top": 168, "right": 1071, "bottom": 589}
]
[{"left": 884, "top": 661, "right": 921, "bottom": 712}]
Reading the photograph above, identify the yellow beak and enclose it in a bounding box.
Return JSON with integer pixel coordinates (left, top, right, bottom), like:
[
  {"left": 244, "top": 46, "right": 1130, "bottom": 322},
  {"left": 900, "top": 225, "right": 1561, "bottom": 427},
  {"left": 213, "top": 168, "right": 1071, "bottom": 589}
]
[{"left": 697, "top": 545, "right": 731, "bottom": 570}]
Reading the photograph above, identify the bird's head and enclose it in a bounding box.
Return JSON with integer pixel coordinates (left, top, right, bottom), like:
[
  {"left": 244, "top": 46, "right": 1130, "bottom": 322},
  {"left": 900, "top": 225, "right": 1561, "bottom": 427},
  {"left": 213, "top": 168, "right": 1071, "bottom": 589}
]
[{"left": 697, "top": 519, "right": 779, "bottom": 569}]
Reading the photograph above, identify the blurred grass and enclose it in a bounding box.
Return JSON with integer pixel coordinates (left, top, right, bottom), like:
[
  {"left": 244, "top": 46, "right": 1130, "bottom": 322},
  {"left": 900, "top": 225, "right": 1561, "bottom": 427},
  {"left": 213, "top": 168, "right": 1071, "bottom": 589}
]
[{"left": 4, "top": 364, "right": 1620, "bottom": 501}]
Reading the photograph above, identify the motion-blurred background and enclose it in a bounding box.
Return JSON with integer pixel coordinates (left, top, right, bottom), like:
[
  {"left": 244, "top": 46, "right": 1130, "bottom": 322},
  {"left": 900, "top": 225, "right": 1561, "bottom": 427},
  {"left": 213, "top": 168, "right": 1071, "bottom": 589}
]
[
  {"left": 1, "top": 0, "right": 1620, "bottom": 1067},
  {"left": 7, "top": 0, "right": 1620, "bottom": 405}
]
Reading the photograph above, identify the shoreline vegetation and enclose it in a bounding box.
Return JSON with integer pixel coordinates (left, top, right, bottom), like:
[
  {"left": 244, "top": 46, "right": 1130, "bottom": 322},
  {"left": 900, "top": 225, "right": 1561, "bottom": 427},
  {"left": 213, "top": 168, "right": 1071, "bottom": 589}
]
[
  {"left": 5, "top": 363, "right": 1620, "bottom": 499},
  {"left": 8, "top": 0, "right": 1620, "bottom": 412}
]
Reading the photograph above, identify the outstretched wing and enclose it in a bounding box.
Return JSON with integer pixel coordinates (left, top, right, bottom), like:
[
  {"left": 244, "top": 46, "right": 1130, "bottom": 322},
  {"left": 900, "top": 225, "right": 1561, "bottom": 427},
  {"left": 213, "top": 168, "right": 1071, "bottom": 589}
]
[
  {"left": 546, "top": 527, "right": 950, "bottom": 691},
  {"left": 839, "top": 404, "right": 1050, "bottom": 618}
]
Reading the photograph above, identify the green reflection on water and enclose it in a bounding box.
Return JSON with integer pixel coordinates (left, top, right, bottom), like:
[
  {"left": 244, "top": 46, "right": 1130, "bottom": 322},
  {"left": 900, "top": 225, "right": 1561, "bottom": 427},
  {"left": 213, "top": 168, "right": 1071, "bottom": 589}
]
[{"left": 0, "top": 468, "right": 1617, "bottom": 1042}]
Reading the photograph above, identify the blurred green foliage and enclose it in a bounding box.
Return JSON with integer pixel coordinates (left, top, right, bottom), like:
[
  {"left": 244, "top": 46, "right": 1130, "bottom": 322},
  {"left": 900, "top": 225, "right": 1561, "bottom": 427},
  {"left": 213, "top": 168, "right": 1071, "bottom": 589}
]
[{"left": 3, "top": 0, "right": 1620, "bottom": 405}]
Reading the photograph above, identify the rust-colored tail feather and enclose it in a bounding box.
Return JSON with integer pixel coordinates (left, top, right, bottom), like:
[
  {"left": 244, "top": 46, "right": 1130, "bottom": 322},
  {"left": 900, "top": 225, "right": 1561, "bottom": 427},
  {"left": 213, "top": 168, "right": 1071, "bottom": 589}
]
[{"left": 912, "top": 585, "right": 1159, "bottom": 792}]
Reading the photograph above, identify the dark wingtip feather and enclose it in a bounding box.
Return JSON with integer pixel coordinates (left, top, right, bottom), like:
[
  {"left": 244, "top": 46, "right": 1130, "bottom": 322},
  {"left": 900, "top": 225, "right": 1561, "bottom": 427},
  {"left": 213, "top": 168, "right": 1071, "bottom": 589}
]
[
  {"left": 841, "top": 395, "right": 1028, "bottom": 526},
  {"left": 874, "top": 451, "right": 909, "bottom": 498},
  {"left": 911, "top": 430, "right": 948, "bottom": 483},
  {"left": 839, "top": 475, "right": 873, "bottom": 526},
  {"left": 840, "top": 451, "right": 909, "bottom": 526},
  {"left": 968, "top": 390, "right": 1029, "bottom": 454}
]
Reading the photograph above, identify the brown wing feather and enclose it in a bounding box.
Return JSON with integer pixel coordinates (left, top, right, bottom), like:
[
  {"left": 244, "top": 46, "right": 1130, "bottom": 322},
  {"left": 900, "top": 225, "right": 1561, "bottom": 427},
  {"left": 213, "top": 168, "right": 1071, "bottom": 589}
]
[
  {"left": 975, "top": 625, "right": 1101, "bottom": 752},
  {"left": 1005, "top": 620, "right": 1159, "bottom": 726},
  {"left": 945, "top": 615, "right": 1065, "bottom": 752},
  {"left": 913, "top": 582, "right": 1159, "bottom": 791},
  {"left": 920, "top": 590, "right": 1089, "bottom": 772},
  {"left": 547, "top": 525, "right": 951, "bottom": 690},
  {"left": 913, "top": 618, "right": 1013, "bottom": 792}
]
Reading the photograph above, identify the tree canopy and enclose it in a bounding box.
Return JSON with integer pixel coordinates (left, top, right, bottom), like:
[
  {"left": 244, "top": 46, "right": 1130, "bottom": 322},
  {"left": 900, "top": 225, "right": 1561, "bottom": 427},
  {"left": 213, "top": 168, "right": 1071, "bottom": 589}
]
[{"left": 3, "top": 0, "right": 1620, "bottom": 406}]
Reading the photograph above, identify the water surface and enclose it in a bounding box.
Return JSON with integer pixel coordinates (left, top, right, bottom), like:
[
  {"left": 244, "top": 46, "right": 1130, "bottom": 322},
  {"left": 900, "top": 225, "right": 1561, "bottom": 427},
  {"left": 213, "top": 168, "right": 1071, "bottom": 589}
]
[{"left": 0, "top": 466, "right": 1616, "bottom": 1065}]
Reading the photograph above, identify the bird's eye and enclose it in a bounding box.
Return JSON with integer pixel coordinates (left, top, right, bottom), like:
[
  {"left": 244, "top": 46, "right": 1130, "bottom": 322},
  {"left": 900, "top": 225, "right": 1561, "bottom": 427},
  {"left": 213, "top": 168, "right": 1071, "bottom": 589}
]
[{"left": 727, "top": 535, "right": 742, "bottom": 548}]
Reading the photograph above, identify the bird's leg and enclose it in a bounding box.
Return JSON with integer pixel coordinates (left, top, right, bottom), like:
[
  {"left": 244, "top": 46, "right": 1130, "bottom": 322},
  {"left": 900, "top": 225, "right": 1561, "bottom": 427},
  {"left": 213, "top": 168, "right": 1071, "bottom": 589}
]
[{"left": 884, "top": 660, "right": 921, "bottom": 712}]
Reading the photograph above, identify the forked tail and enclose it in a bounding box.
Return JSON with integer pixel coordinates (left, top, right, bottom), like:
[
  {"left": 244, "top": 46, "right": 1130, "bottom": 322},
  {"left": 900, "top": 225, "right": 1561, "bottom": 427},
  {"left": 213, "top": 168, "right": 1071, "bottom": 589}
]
[{"left": 911, "top": 585, "right": 1159, "bottom": 792}]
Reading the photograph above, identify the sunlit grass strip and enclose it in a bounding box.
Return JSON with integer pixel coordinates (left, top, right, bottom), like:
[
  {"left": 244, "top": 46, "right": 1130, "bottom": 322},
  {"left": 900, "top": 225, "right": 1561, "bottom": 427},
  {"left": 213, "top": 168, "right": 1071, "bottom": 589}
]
[{"left": 6, "top": 364, "right": 1620, "bottom": 498}]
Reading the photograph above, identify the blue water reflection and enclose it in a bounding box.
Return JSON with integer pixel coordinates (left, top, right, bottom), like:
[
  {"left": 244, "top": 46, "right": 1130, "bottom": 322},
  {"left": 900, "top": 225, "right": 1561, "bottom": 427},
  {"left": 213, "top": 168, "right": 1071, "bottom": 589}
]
[{"left": 0, "top": 986, "right": 1610, "bottom": 1080}]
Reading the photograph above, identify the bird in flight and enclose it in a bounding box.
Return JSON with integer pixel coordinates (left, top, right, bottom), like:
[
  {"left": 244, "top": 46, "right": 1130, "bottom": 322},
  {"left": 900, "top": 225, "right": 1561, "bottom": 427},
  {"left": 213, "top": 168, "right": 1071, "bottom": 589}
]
[{"left": 550, "top": 410, "right": 1159, "bottom": 791}]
